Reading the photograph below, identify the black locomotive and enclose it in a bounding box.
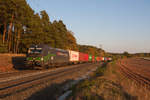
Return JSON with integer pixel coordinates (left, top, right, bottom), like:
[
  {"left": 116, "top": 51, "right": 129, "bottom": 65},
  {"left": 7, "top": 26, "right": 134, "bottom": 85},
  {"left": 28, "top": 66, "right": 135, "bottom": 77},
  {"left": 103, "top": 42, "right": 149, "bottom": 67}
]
[{"left": 26, "top": 44, "right": 69, "bottom": 68}]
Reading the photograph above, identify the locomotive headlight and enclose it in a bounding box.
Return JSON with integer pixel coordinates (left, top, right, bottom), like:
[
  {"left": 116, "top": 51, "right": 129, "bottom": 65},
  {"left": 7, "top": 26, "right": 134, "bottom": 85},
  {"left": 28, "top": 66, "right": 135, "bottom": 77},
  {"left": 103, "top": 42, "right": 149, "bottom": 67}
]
[{"left": 41, "top": 57, "right": 44, "bottom": 61}]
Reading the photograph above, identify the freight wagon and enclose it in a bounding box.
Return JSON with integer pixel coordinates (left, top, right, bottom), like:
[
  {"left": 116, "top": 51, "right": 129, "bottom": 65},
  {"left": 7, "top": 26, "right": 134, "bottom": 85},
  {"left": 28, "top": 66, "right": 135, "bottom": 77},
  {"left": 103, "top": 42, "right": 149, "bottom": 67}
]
[
  {"left": 68, "top": 50, "right": 79, "bottom": 64},
  {"left": 92, "top": 56, "right": 95, "bottom": 62},
  {"left": 79, "top": 52, "right": 89, "bottom": 63},
  {"left": 96, "top": 57, "right": 101, "bottom": 62},
  {"left": 100, "top": 57, "right": 105, "bottom": 61},
  {"left": 88, "top": 55, "right": 92, "bottom": 62},
  {"left": 26, "top": 44, "right": 110, "bottom": 69}
]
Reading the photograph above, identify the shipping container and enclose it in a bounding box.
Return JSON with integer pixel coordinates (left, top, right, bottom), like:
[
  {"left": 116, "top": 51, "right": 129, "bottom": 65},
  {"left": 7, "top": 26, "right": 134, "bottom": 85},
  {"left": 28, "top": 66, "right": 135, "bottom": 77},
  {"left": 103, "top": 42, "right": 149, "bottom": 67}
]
[
  {"left": 88, "top": 55, "right": 92, "bottom": 61},
  {"left": 108, "top": 57, "right": 112, "bottom": 61},
  {"left": 100, "top": 57, "right": 105, "bottom": 61},
  {"left": 96, "top": 57, "right": 100, "bottom": 62},
  {"left": 95, "top": 56, "right": 97, "bottom": 61},
  {"left": 106, "top": 57, "right": 112, "bottom": 61},
  {"left": 92, "top": 56, "right": 95, "bottom": 62},
  {"left": 68, "top": 50, "right": 79, "bottom": 62},
  {"left": 104, "top": 57, "right": 108, "bottom": 61},
  {"left": 79, "top": 52, "right": 89, "bottom": 62}
]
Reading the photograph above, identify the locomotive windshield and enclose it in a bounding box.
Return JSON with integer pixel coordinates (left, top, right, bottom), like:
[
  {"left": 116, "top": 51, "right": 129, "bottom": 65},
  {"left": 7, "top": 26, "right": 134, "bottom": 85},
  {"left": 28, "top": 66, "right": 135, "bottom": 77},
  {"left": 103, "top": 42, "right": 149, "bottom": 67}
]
[{"left": 28, "top": 47, "right": 42, "bottom": 54}]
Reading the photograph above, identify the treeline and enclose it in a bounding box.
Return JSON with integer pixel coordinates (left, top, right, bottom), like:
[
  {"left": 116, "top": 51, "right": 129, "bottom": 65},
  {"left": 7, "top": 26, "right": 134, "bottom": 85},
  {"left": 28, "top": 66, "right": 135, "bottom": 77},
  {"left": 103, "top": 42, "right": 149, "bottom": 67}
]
[
  {"left": 0, "top": 0, "right": 105, "bottom": 56},
  {"left": 78, "top": 45, "right": 105, "bottom": 56},
  {"left": 132, "top": 53, "right": 150, "bottom": 57},
  {"left": 0, "top": 0, "right": 77, "bottom": 53},
  {"left": 109, "top": 52, "right": 150, "bottom": 60}
]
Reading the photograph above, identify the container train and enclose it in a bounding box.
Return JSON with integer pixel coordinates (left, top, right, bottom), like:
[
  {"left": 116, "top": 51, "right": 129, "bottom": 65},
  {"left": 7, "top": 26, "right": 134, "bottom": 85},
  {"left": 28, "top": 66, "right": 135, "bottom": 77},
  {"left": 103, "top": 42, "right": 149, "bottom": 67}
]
[{"left": 26, "top": 44, "right": 112, "bottom": 69}]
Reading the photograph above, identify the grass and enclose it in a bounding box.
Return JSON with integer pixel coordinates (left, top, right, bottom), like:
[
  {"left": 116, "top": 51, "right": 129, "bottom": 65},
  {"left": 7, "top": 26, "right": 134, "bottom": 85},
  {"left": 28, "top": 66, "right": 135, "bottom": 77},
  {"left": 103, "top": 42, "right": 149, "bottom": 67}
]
[
  {"left": 93, "top": 62, "right": 107, "bottom": 77},
  {"left": 67, "top": 61, "right": 150, "bottom": 100}
]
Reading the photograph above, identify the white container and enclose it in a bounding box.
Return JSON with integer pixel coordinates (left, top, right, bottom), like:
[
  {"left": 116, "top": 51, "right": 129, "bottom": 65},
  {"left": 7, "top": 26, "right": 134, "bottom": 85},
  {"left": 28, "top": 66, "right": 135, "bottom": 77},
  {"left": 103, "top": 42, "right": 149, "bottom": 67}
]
[
  {"left": 68, "top": 50, "right": 79, "bottom": 62},
  {"left": 101, "top": 57, "right": 105, "bottom": 61}
]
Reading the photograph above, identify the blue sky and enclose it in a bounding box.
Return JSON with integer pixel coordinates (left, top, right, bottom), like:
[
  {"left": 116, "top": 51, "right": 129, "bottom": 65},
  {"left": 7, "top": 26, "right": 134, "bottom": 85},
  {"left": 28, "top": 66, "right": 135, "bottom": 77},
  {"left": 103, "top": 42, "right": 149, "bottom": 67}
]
[{"left": 27, "top": 0, "right": 150, "bottom": 53}]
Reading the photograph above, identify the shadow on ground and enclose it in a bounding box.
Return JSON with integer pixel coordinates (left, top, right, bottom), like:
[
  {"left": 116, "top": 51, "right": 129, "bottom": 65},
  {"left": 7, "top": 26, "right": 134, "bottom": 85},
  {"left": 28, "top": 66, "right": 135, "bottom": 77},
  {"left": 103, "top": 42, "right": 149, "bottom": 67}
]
[
  {"left": 12, "top": 56, "right": 28, "bottom": 70},
  {"left": 26, "top": 78, "right": 138, "bottom": 100},
  {"left": 26, "top": 79, "right": 74, "bottom": 100}
]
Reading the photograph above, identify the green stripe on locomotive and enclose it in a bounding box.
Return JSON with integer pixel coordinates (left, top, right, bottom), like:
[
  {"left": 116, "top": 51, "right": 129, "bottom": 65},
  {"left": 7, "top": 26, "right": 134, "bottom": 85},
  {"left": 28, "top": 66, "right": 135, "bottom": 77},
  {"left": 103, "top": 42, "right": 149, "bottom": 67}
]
[
  {"left": 27, "top": 54, "right": 56, "bottom": 61},
  {"left": 43, "top": 54, "right": 56, "bottom": 62},
  {"left": 26, "top": 57, "right": 42, "bottom": 61},
  {"left": 26, "top": 57, "right": 33, "bottom": 61},
  {"left": 95, "top": 56, "right": 97, "bottom": 60}
]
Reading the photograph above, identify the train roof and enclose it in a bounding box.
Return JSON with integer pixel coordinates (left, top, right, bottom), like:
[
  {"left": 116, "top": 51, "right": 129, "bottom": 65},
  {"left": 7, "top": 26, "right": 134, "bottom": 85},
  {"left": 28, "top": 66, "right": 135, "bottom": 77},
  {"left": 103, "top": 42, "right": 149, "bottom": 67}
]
[
  {"left": 29, "top": 44, "right": 52, "bottom": 49},
  {"left": 29, "top": 44, "right": 68, "bottom": 52}
]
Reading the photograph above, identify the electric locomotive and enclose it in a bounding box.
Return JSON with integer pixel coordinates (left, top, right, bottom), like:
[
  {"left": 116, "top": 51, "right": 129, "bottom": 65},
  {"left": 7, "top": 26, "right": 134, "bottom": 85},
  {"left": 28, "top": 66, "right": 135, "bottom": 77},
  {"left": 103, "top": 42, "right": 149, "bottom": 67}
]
[{"left": 26, "top": 44, "right": 69, "bottom": 68}]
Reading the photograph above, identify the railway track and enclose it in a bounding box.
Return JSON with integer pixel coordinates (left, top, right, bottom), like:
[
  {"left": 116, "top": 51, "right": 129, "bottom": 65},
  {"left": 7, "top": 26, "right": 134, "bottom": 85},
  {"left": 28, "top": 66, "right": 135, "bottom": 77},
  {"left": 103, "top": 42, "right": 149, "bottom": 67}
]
[
  {"left": 118, "top": 60, "right": 150, "bottom": 89},
  {"left": 0, "top": 63, "right": 100, "bottom": 99},
  {"left": 0, "top": 70, "right": 39, "bottom": 79}
]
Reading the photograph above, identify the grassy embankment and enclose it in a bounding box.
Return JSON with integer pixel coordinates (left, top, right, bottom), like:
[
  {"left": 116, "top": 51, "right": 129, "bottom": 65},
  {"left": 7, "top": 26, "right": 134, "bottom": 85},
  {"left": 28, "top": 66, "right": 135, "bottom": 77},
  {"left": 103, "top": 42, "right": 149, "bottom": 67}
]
[{"left": 67, "top": 60, "right": 150, "bottom": 100}]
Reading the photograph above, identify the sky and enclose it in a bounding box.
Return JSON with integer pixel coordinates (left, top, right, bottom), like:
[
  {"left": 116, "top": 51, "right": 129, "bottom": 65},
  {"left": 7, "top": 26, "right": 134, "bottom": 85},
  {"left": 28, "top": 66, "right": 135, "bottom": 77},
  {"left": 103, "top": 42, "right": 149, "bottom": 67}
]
[{"left": 27, "top": 0, "right": 150, "bottom": 53}]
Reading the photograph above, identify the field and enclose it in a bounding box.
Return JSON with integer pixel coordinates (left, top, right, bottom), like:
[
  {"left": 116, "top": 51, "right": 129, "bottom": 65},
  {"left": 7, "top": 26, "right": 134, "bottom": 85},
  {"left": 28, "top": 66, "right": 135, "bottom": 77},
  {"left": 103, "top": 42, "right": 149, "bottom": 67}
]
[{"left": 67, "top": 58, "right": 150, "bottom": 100}]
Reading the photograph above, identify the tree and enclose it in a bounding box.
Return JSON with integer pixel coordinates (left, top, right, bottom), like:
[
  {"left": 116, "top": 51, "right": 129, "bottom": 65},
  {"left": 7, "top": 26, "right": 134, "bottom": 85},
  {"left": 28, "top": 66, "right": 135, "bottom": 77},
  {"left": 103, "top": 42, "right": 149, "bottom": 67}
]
[
  {"left": 78, "top": 45, "right": 105, "bottom": 56},
  {"left": 66, "top": 31, "right": 78, "bottom": 50},
  {"left": 0, "top": 0, "right": 100, "bottom": 54},
  {"left": 123, "top": 51, "right": 131, "bottom": 58}
]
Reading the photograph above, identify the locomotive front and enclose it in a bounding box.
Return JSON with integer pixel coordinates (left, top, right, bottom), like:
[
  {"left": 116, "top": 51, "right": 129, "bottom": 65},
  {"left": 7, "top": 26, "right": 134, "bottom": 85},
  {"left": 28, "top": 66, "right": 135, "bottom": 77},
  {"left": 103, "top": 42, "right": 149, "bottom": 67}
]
[{"left": 26, "top": 45, "right": 44, "bottom": 67}]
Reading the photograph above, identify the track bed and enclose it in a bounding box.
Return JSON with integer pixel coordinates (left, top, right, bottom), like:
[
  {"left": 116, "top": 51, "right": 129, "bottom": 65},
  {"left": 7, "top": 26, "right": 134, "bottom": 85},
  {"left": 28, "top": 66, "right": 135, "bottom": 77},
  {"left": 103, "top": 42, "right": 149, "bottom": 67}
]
[{"left": 0, "top": 63, "right": 101, "bottom": 100}]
